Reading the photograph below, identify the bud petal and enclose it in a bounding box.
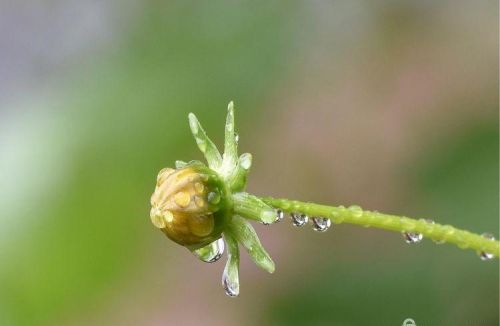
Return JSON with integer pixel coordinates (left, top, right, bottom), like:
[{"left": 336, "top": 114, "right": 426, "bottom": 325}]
[{"left": 150, "top": 162, "right": 232, "bottom": 249}]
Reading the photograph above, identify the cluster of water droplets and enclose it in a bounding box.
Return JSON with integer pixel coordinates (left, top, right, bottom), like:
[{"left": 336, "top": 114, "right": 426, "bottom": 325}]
[
  {"left": 191, "top": 209, "right": 496, "bottom": 269},
  {"left": 290, "top": 212, "right": 332, "bottom": 232},
  {"left": 260, "top": 209, "right": 333, "bottom": 232}
]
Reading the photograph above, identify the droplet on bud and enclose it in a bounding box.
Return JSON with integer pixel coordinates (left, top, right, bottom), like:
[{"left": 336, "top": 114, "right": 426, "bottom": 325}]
[
  {"left": 312, "top": 217, "right": 331, "bottom": 232},
  {"left": 478, "top": 233, "right": 495, "bottom": 261},
  {"left": 402, "top": 231, "right": 423, "bottom": 244},
  {"left": 192, "top": 238, "right": 225, "bottom": 263},
  {"left": 291, "top": 212, "right": 308, "bottom": 227}
]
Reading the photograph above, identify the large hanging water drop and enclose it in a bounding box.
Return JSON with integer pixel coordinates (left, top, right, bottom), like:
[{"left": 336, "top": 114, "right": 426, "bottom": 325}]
[
  {"left": 478, "top": 233, "right": 495, "bottom": 261},
  {"left": 312, "top": 217, "right": 331, "bottom": 232},
  {"left": 291, "top": 212, "right": 308, "bottom": 227},
  {"left": 402, "top": 231, "right": 423, "bottom": 244},
  {"left": 192, "top": 238, "right": 225, "bottom": 263},
  {"left": 222, "top": 274, "right": 238, "bottom": 297}
]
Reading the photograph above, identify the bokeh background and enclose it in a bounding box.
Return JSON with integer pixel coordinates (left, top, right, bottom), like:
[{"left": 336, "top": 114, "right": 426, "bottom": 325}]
[{"left": 1, "top": 1, "right": 498, "bottom": 325}]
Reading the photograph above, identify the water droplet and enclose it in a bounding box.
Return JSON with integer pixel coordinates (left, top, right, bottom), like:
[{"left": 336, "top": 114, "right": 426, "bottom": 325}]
[
  {"left": 156, "top": 168, "right": 175, "bottom": 185},
  {"left": 262, "top": 209, "right": 285, "bottom": 225},
  {"left": 402, "top": 231, "right": 423, "bottom": 244},
  {"left": 222, "top": 273, "right": 239, "bottom": 297},
  {"left": 174, "top": 191, "right": 191, "bottom": 208},
  {"left": 194, "top": 196, "right": 206, "bottom": 208},
  {"left": 348, "top": 205, "right": 363, "bottom": 218},
  {"left": 291, "top": 212, "right": 308, "bottom": 227},
  {"left": 478, "top": 233, "right": 495, "bottom": 261},
  {"left": 208, "top": 191, "right": 221, "bottom": 205},
  {"left": 240, "top": 153, "right": 252, "bottom": 170},
  {"left": 276, "top": 209, "right": 285, "bottom": 223},
  {"left": 194, "top": 182, "right": 204, "bottom": 194},
  {"left": 150, "top": 207, "right": 167, "bottom": 228},
  {"left": 234, "top": 133, "right": 239, "bottom": 143},
  {"left": 192, "top": 238, "right": 225, "bottom": 263},
  {"left": 312, "top": 217, "right": 331, "bottom": 232}
]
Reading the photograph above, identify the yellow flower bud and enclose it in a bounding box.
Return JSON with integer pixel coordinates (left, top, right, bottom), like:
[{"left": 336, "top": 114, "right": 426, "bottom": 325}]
[{"left": 150, "top": 163, "right": 232, "bottom": 249}]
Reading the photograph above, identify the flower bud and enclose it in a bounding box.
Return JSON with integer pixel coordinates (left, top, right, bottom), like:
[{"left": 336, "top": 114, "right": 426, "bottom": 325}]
[{"left": 150, "top": 162, "right": 232, "bottom": 250}]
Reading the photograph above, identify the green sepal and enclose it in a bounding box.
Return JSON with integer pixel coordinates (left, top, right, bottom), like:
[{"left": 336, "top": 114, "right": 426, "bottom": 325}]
[
  {"left": 227, "top": 153, "right": 252, "bottom": 192},
  {"left": 233, "top": 192, "right": 276, "bottom": 224},
  {"left": 188, "top": 113, "right": 223, "bottom": 170},
  {"left": 175, "top": 160, "right": 188, "bottom": 169},
  {"left": 221, "top": 101, "right": 238, "bottom": 176},
  {"left": 228, "top": 216, "right": 275, "bottom": 274}
]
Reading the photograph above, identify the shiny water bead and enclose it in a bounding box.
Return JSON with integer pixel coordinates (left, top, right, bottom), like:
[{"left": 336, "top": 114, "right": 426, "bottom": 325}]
[
  {"left": 402, "top": 231, "right": 423, "bottom": 244},
  {"left": 189, "top": 214, "right": 215, "bottom": 237},
  {"left": 348, "top": 205, "right": 363, "bottom": 218},
  {"left": 194, "top": 196, "right": 206, "bottom": 208},
  {"left": 156, "top": 168, "right": 175, "bottom": 186},
  {"left": 291, "top": 212, "right": 308, "bottom": 227},
  {"left": 208, "top": 191, "right": 221, "bottom": 205},
  {"left": 194, "top": 182, "right": 204, "bottom": 194},
  {"left": 173, "top": 191, "right": 191, "bottom": 208},
  {"left": 222, "top": 273, "right": 238, "bottom": 297},
  {"left": 311, "top": 217, "right": 331, "bottom": 232},
  {"left": 150, "top": 207, "right": 168, "bottom": 228},
  {"left": 478, "top": 233, "right": 495, "bottom": 261},
  {"left": 192, "top": 238, "right": 225, "bottom": 263},
  {"left": 262, "top": 209, "right": 285, "bottom": 225},
  {"left": 276, "top": 209, "right": 285, "bottom": 223}
]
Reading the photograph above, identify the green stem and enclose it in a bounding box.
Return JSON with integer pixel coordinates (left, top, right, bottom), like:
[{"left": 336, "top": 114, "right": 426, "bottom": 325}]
[{"left": 261, "top": 197, "right": 500, "bottom": 258}]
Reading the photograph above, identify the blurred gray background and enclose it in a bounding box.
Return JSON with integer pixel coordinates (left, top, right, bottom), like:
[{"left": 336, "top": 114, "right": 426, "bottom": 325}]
[{"left": 0, "top": 1, "right": 498, "bottom": 325}]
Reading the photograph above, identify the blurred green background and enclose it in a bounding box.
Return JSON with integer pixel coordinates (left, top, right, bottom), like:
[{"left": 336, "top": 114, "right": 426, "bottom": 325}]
[{"left": 0, "top": 1, "right": 498, "bottom": 325}]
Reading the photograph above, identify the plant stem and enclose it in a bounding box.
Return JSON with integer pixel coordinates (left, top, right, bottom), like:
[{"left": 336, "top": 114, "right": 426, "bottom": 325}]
[{"left": 261, "top": 197, "right": 500, "bottom": 258}]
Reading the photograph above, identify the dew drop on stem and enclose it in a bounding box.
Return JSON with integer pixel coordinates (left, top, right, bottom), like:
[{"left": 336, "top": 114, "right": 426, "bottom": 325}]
[
  {"left": 402, "top": 231, "right": 423, "bottom": 244},
  {"left": 478, "top": 233, "right": 495, "bottom": 261},
  {"left": 276, "top": 209, "right": 284, "bottom": 223},
  {"left": 312, "top": 217, "right": 331, "bottom": 232},
  {"left": 291, "top": 212, "right": 308, "bottom": 227}
]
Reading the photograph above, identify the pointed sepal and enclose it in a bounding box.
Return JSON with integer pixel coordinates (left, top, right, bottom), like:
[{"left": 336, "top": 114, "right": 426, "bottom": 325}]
[
  {"left": 188, "top": 113, "right": 223, "bottom": 170},
  {"left": 233, "top": 192, "right": 276, "bottom": 224},
  {"left": 227, "top": 153, "right": 252, "bottom": 192},
  {"left": 229, "top": 216, "right": 275, "bottom": 273},
  {"left": 221, "top": 101, "right": 238, "bottom": 175}
]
